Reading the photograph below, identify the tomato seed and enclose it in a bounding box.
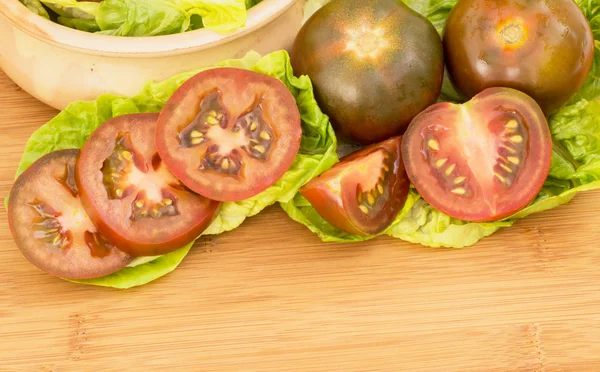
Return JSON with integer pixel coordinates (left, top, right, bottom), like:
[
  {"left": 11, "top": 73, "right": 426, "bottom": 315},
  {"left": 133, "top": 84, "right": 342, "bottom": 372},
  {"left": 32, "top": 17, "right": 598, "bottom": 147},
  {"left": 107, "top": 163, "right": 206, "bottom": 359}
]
[
  {"left": 435, "top": 158, "right": 447, "bottom": 168},
  {"left": 507, "top": 156, "right": 520, "bottom": 165}
]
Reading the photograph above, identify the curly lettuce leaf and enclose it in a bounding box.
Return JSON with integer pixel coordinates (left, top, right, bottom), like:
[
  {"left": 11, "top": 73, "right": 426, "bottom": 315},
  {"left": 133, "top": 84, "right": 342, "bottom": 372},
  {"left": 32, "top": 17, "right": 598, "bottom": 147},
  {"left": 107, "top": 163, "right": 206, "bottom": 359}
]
[
  {"left": 177, "top": 0, "right": 247, "bottom": 33},
  {"left": 286, "top": 0, "right": 600, "bottom": 249},
  {"left": 96, "top": 0, "right": 188, "bottom": 36},
  {"left": 68, "top": 244, "right": 192, "bottom": 289},
  {"left": 40, "top": 0, "right": 99, "bottom": 19},
  {"left": 13, "top": 50, "right": 336, "bottom": 287},
  {"left": 57, "top": 16, "right": 100, "bottom": 32},
  {"left": 19, "top": 0, "right": 50, "bottom": 19}
]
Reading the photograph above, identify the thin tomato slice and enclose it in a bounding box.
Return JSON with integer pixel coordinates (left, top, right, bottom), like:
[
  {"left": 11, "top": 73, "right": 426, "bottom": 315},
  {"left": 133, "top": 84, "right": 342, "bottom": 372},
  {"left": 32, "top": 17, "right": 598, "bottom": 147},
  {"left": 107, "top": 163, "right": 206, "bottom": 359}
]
[
  {"left": 76, "top": 113, "right": 220, "bottom": 257},
  {"left": 8, "top": 149, "right": 131, "bottom": 279},
  {"left": 301, "top": 137, "right": 410, "bottom": 235},
  {"left": 155, "top": 68, "right": 302, "bottom": 202},
  {"left": 402, "top": 87, "right": 552, "bottom": 222}
]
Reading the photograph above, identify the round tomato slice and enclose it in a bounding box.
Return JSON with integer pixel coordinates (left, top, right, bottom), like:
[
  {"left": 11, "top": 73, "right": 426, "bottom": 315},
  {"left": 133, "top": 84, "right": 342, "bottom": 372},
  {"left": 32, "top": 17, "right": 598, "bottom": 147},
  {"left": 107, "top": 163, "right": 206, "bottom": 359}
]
[
  {"left": 155, "top": 68, "right": 302, "bottom": 202},
  {"left": 402, "top": 87, "right": 552, "bottom": 222},
  {"left": 300, "top": 137, "right": 410, "bottom": 236},
  {"left": 76, "top": 113, "right": 221, "bottom": 257},
  {"left": 8, "top": 149, "right": 131, "bottom": 279}
]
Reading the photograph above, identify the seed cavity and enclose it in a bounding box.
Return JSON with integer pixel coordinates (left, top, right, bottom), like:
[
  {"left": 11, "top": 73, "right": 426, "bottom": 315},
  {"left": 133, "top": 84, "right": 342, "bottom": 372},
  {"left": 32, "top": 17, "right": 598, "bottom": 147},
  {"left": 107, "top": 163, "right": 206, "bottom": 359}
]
[
  {"left": 28, "top": 198, "right": 73, "bottom": 250},
  {"left": 84, "top": 230, "right": 115, "bottom": 258},
  {"left": 131, "top": 191, "right": 178, "bottom": 221},
  {"left": 428, "top": 139, "right": 440, "bottom": 151},
  {"left": 101, "top": 132, "right": 141, "bottom": 200}
]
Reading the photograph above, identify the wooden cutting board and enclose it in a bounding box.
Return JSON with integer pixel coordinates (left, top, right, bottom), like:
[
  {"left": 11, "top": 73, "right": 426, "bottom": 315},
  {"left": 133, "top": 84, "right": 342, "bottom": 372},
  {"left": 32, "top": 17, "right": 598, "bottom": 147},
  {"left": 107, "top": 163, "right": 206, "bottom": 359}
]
[{"left": 1, "top": 68, "right": 600, "bottom": 372}]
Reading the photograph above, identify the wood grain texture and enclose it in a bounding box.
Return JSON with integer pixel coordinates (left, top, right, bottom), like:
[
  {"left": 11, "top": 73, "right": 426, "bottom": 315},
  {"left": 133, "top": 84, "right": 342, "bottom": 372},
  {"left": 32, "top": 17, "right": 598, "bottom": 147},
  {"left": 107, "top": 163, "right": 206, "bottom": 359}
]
[{"left": 1, "top": 68, "right": 600, "bottom": 372}]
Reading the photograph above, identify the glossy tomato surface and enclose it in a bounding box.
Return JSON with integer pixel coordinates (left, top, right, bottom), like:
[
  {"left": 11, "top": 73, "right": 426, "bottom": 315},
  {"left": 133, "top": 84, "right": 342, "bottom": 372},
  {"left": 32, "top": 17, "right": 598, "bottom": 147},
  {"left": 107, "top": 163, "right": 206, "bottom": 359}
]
[
  {"left": 443, "top": 0, "right": 594, "bottom": 116},
  {"left": 402, "top": 88, "right": 552, "bottom": 222},
  {"left": 76, "top": 113, "right": 220, "bottom": 257},
  {"left": 301, "top": 137, "right": 410, "bottom": 235},
  {"left": 291, "top": 0, "right": 444, "bottom": 144},
  {"left": 8, "top": 149, "right": 131, "bottom": 279},
  {"left": 156, "top": 68, "right": 302, "bottom": 202}
]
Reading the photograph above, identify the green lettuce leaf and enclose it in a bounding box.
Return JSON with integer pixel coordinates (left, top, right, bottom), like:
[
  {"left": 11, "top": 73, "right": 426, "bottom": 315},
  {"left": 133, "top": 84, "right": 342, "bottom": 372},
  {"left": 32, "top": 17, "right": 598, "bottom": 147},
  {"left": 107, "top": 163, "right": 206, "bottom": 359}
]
[
  {"left": 19, "top": 0, "right": 50, "bottom": 19},
  {"left": 57, "top": 16, "right": 101, "bottom": 32},
  {"left": 96, "top": 0, "right": 188, "bottom": 36},
  {"left": 68, "top": 244, "right": 191, "bottom": 289},
  {"left": 286, "top": 0, "right": 600, "bottom": 249},
  {"left": 12, "top": 50, "right": 336, "bottom": 287},
  {"left": 177, "top": 0, "right": 247, "bottom": 33},
  {"left": 40, "top": 0, "right": 99, "bottom": 19}
]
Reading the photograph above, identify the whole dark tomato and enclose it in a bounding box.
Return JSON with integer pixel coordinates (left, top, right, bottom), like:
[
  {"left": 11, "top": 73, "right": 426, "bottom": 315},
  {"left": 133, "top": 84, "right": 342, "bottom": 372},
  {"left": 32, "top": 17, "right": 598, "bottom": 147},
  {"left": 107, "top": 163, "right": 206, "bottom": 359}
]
[
  {"left": 291, "top": 0, "right": 444, "bottom": 145},
  {"left": 300, "top": 137, "right": 410, "bottom": 236},
  {"left": 76, "top": 113, "right": 221, "bottom": 257},
  {"left": 8, "top": 149, "right": 131, "bottom": 279},
  {"left": 156, "top": 68, "right": 302, "bottom": 202},
  {"left": 402, "top": 88, "right": 552, "bottom": 222},
  {"left": 443, "top": 0, "right": 594, "bottom": 116}
]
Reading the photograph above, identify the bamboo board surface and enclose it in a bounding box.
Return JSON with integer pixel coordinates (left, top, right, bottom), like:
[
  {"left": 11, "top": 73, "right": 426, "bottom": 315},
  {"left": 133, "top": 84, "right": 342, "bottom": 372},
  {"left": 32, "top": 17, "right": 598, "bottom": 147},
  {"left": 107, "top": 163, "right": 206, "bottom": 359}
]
[{"left": 1, "top": 68, "right": 600, "bottom": 372}]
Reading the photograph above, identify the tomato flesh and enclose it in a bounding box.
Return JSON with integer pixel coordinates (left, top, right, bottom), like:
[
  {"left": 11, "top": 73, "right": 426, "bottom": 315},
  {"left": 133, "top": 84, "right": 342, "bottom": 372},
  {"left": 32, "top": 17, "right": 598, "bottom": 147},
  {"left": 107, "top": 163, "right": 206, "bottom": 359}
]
[
  {"left": 300, "top": 137, "right": 410, "bottom": 235},
  {"left": 443, "top": 0, "right": 594, "bottom": 115},
  {"left": 76, "top": 113, "right": 221, "bottom": 257},
  {"left": 8, "top": 149, "right": 131, "bottom": 279},
  {"left": 402, "top": 87, "right": 552, "bottom": 222},
  {"left": 156, "top": 68, "right": 302, "bottom": 202}
]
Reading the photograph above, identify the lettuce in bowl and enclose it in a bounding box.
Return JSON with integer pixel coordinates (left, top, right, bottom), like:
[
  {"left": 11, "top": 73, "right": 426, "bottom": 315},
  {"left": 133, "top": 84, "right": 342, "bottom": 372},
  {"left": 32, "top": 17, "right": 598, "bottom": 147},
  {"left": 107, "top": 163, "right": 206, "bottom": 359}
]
[
  {"left": 11, "top": 50, "right": 337, "bottom": 288},
  {"left": 27, "top": 0, "right": 262, "bottom": 35}
]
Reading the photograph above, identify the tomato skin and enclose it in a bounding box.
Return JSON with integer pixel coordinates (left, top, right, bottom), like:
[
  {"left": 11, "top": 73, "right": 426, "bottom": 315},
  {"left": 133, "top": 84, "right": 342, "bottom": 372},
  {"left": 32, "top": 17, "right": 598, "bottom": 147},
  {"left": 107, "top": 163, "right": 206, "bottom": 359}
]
[
  {"left": 443, "top": 0, "right": 594, "bottom": 116},
  {"left": 8, "top": 149, "right": 131, "bottom": 279},
  {"left": 300, "top": 137, "right": 410, "bottom": 236},
  {"left": 156, "top": 68, "right": 302, "bottom": 202},
  {"left": 291, "top": 0, "right": 444, "bottom": 144},
  {"left": 76, "top": 114, "right": 221, "bottom": 257},
  {"left": 402, "top": 87, "right": 552, "bottom": 222}
]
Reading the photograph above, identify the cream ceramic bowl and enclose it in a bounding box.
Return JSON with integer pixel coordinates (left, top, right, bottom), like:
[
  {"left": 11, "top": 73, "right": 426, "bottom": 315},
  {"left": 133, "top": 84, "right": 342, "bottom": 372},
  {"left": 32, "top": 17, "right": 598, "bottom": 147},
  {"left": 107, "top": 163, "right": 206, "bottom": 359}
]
[{"left": 0, "top": 0, "right": 306, "bottom": 110}]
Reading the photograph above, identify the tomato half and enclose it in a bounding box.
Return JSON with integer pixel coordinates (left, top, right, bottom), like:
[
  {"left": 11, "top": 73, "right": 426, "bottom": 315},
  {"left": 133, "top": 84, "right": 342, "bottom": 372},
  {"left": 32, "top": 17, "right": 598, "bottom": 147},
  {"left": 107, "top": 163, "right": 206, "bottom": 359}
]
[
  {"left": 443, "top": 0, "right": 594, "bottom": 116},
  {"left": 155, "top": 68, "right": 302, "bottom": 202},
  {"left": 402, "top": 88, "right": 552, "bottom": 222},
  {"left": 76, "top": 113, "right": 220, "bottom": 257},
  {"left": 291, "top": 0, "right": 444, "bottom": 144},
  {"left": 8, "top": 149, "right": 131, "bottom": 279},
  {"left": 300, "top": 137, "right": 409, "bottom": 236}
]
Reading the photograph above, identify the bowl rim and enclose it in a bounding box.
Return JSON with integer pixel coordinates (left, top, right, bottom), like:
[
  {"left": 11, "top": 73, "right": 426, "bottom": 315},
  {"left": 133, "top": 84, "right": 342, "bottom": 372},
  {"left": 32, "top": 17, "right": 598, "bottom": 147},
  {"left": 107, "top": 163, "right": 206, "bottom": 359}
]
[{"left": 0, "top": 0, "right": 298, "bottom": 57}]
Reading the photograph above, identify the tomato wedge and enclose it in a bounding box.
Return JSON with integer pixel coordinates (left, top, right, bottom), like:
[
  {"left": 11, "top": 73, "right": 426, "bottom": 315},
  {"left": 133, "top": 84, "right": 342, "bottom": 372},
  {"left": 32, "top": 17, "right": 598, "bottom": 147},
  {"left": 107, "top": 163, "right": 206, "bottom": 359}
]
[
  {"left": 300, "top": 137, "right": 410, "bottom": 236},
  {"left": 402, "top": 87, "right": 552, "bottom": 222},
  {"left": 8, "top": 149, "right": 131, "bottom": 279},
  {"left": 76, "top": 113, "right": 220, "bottom": 257},
  {"left": 155, "top": 68, "right": 302, "bottom": 202}
]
